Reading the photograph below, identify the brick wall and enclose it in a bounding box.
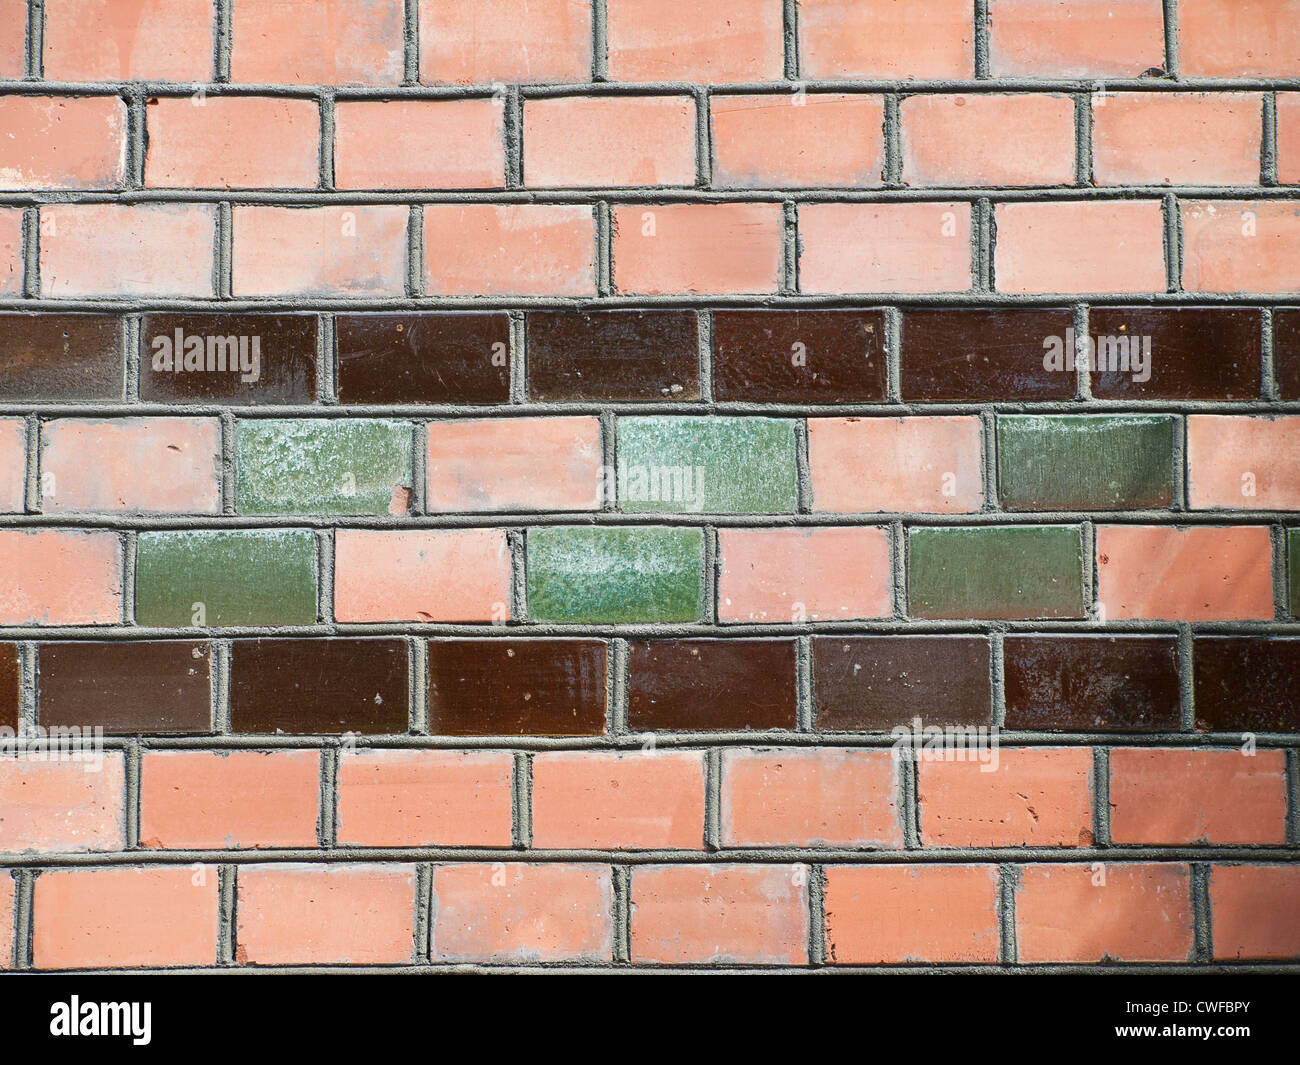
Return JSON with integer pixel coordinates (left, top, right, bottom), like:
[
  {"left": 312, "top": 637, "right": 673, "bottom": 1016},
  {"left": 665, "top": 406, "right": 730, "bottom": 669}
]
[{"left": 0, "top": 0, "right": 1298, "bottom": 972}]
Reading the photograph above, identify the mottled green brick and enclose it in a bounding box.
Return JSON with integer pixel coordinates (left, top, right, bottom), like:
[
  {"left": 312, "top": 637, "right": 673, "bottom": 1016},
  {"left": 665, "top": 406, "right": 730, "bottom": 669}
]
[
  {"left": 998, "top": 415, "right": 1175, "bottom": 510},
  {"left": 1291, "top": 528, "right": 1300, "bottom": 616},
  {"left": 136, "top": 529, "right": 317, "bottom": 626},
  {"left": 616, "top": 416, "right": 798, "bottom": 514},
  {"left": 236, "top": 419, "right": 413, "bottom": 515},
  {"left": 908, "top": 525, "right": 1085, "bottom": 619},
  {"left": 527, "top": 526, "right": 703, "bottom": 624}
]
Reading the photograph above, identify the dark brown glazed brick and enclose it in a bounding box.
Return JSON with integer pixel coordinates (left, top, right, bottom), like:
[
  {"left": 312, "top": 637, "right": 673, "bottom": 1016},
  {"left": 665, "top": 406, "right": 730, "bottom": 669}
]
[
  {"left": 230, "top": 638, "right": 410, "bottom": 734},
  {"left": 899, "top": 309, "right": 1076, "bottom": 401},
  {"left": 428, "top": 638, "right": 607, "bottom": 736},
  {"left": 140, "top": 314, "right": 318, "bottom": 404},
  {"left": 0, "top": 314, "right": 123, "bottom": 400},
  {"left": 812, "top": 636, "right": 992, "bottom": 731},
  {"left": 0, "top": 643, "right": 17, "bottom": 732},
  {"left": 1088, "top": 307, "right": 1262, "bottom": 400},
  {"left": 37, "top": 642, "right": 211, "bottom": 734},
  {"left": 1003, "top": 636, "right": 1180, "bottom": 732},
  {"left": 527, "top": 310, "right": 699, "bottom": 402},
  {"left": 1193, "top": 638, "right": 1300, "bottom": 732},
  {"left": 626, "top": 639, "right": 797, "bottom": 731},
  {"left": 712, "top": 309, "right": 887, "bottom": 402},
  {"left": 336, "top": 313, "right": 510, "bottom": 404},
  {"left": 1275, "top": 309, "right": 1300, "bottom": 401}
]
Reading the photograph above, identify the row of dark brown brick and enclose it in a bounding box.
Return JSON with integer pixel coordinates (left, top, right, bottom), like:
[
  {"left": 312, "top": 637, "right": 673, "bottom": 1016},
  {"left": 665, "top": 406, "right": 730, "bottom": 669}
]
[
  {"left": 2, "top": 307, "right": 1299, "bottom": 405},
  {"left": 2, "top": 635, "right": 1297, "bottom": 736}
]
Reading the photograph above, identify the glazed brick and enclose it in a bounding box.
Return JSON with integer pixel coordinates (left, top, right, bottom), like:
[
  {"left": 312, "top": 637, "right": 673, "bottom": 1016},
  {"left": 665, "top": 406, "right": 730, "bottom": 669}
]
[
  {"left": 616, "top": 416, "right": 797, "bottom": 514},
  {"left": 426, "top": 416, "right": 601, "bottom": 512},
  {"left": 900, "top": 94, "right": 1076, "bottom": 187},
  {"left": 334, "top": 529, "right": 510, "bottom": 623},
  {"left": 140, "top": 313, "right": 319, "bottom": 405},
  {"left": 611, "top": 203, "right": 783, "bottom": 295},
  {"left": 336, "top": 750, "right": 513, "bottom": 846},
  {"left": 526, "top": 526, "right": 703, "bottom": 624},
  {"left": 997, "top": 415, "right": 1175, "bottom": 511},
  {"left": 1095, "top": 525, "right": 1274, "bottom": 622},
  {"left": 711, "top": 94, "right": 885, "bottom": 189},
  {"left": 909, "top": 526, "right": 1085, "bottom": 620},
  {"left": 1002, "top": 636, "right": 1181, "bottom": 732},
  {"left": 531, "top": 751, "right": 706, "bottom": 850},
  {"left": 0, "top": 643, "right": 16, "bottom": 732},
  {"left": 0, "top": 314, "right": 124, "bottom": 401},
  {"left": 41, "top": 417, "right": 222, "bottom": 514},
  {"left": 32, "top": 866, "right": 219, "bottom": 970},
  {"left": 716, "top": 527, "right": 893, "bottom": 623},
  {"left": 336, "top": 313, "right": 510, "bottom": 405},
  {"left": 1180, "top": 0, "right": 1300, "bottom": 77},
  {"left": 823, "top": 865, "right": 1000, "bottom": 965},
  {"left": 1276, "top": 309, "right": 1300, "bottom": 400},
  {"left": 1210, "top": 866, "right": 1300, "bottom": 961},
  {"left": 994, "top": 201, "right": 1166, "bottom": 294},
  {"left": 1086, "top": 307, "right": 1262, "bottom": 400},
  {"left": 630, "top": 865, "right": 809, "bottom": 966},
  {"left": 1280, "top": 96, "right": 1300, "bottom": 185},
  {"left": 135, "top": 529, "right": 317, "bottom": 627},
  {"left": 1093, "top": 93, "right": 1264, "bottom": 186},
  {"left": 527, "top": 310, "right": 700, "bottom": 403},
  {"left": 524, "top": 96, "right": 696, "bottom": 188},
  {"left": 1188, "top": 416, "right": 1300, "bottom": 510},
  {"left": 799, "top": 203, "right": 972, "bottom": 295},
  {"left": 139, "top": 750, "right": 321, "bottom": 849},
  {"left": 711, "top": 309, "right": 888, "bottom": 403},
  {"left": 236, "top": 865, "right": 416, "bottom": 966},
  {"left": 232, "top": 206, "right": 408, "bottom": 297},
  {"left": 423, "top": 205, "right": 594, "bottom": 297},
  {"left": 627, "top": 639, "right": 798, "bottom": 731},
  {"left": 334, "top": 99, "right": 505, "bottom": 190},
  {"left": 0, "top": 529, "right": 123, "bottom": 626},
  {"left": 230, "top": 639, "right": 409, "bottom": 735},
  {"left": 144, "top": 96, "right": 320, "bottom": 190},
  {"left": 427, "top": 639, "right": 608, "bottom": 737},
  {"left": 430, "top": 864, "right": 614, "bottom": 964},
  {"left": 605, "top": 0, "right": 784, "bottom": 83},
  {"left": 720, "top": 748, "right": 902, "bottom": 848},
  {"left": 230, "top": 0, "right": 404, "bottom": 86},
  {"left": 418, "top": 0, "right": 591, "bottom": 85},
  {"left": 988, "top": 0, "right": 1166, "bottom": 77},
  {"left": 1015, "top": 863, "right": 1194, "bottom": 964},
  {"left": 0, "top": 754, "right": 125, "bottom": 853},
  {"left": 38, "top": 641, "right": 212, "bottom": 734},
  {"left": 0, "top": 207, "right": 18, "bottom": 294},
  {"left": 1181, "top": 201, "right": 1300, "bottom": 293},
  {"left": 39, "top": 204, "right": 217, "bottom": 298},
  {"left": 0, "top": 96, "right": 127, "bottom": 190},
  {"left": 42, "top": 0, "right": 214, "bottom": 82},
  {"left": 918, "top": 747, "right": 1094, "bottom": 848},
  {"left": 0, "top": 417, "right": 23, "bottom": 512},
  {"left": 899, "top": 308, "right": 1077, "bottom": 402},
  {"left": 808, "top": 416, "right": 984, "bottom": 513},
  {"left": 799, "top": 0, "right": 974, "bottom": 79},
  {"left": 1193, "top": 637, "right": 1300, "bottom": 732},
  {"left": 812, "top": 636, "right": 993, "bottom": 731},
  {"left": 1109, "top": 748, "right": 1288, "bottom": 846}
]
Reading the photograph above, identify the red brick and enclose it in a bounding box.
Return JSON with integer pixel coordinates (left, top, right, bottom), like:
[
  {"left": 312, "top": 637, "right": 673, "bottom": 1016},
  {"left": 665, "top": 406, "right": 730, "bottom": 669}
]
[
  {"left": 631, "top": 864, "right": 809, "bottom": 965},
  {"left": 0, "top": 96, "right": 127, "bottom": 190},
  {"left": 1182, "top": 201, "right": 1300, "bottom": 294},
  {"left": 1278, "top": 95, "right": 1300, "bottom": 185},
  {"left": 43, "top": 0, "right": 215, "bottom": 82},
  {"left": 824, "top": 865, "right": 1000, "bottom": 964},
  {"left": 1210, "top": 865, "right": 1300, "bottom": 960},
  {"left": 0, "top": 529, "right": 122, "bottom": 625},
  {"left": 1015, "top": 863, "right": 1193, "bottom": 963},
  {"left": 0, "top": 208, "right": 20, "bottom": 295},
  {"left": 33, "top": 866, "right": 220, "bottom": 969},
  {"left": 531, "top": 751, "right": 706, "bottom": 850},
  {"left": 335, "top": 100, "right": 504, "bottom": 190},
  {"left": 989, "top": 0, "right": 1166, "bottom": 77},
  {"left": 1109, "top": 748, "right": 1287, "bottom": 846},
  {"left": 237, "top": 864, "right": 416, "bottom": 965},
  {"left": 1187, "top": 415, "right": 1300, "bottom": 510},
  {"left": 423, "top": 205, "right": 594, "bottom": 296},
  {"left": 1180, "top": 0, "right": 1300, "bottom": 77},
  {"left": 0, "top": 0, "right": 25, "bottom": 78},
  {"left": 800, "top": 0, "right": 974, "bottom": 79},
  {"left": 0, "top": 754, "right": 125, "bottom": 852},
  {"left": 231, "top": 0, "right": 404, "bottom": 86},
  {"left": 0, "top": 417, "right": 25, "bottom": 514},
  {"left": 419, "top": 0, "right": 591, "bottom": 85},
  {"left": 606, "top": 0, "right": 784, "bottom": 83},
  {"left": 0, "top": 870, "right": 10, "bottom": 969},
  {"left": 139, "top": 750, "right": 321, "bottom": 849},
  {"left": 918, "top": 747, "right": 1094, "bottom": 848}
]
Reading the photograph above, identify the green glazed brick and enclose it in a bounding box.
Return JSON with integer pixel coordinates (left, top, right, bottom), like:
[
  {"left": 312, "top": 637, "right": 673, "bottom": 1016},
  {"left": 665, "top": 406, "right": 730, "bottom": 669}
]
[
  {"left": 527, "top": 526, "right": 704, "bottom": 624},
  {"left": 236, "top": 419, "right": 413, "bottom": 515},
  {"left": 1291, "top": 529, "right": 1300, "bottom": 616},
  {"left": 136, "top": 529, "right": 317, "bottom": 626},
  {"left": 616, "top": 416, "right": 798, "bottom": 514},
  {"left": 908, "top": 525, "right": 1085, "bottom": 620},
  {"left": 998, "top": 415, "right": 1175, "bottom": 510}
]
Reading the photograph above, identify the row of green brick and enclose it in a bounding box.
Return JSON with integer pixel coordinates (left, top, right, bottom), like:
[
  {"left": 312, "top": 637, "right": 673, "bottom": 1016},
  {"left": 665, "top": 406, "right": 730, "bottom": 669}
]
[{"left": 132, "top": 525, "right": 1300, "bottom": 626}]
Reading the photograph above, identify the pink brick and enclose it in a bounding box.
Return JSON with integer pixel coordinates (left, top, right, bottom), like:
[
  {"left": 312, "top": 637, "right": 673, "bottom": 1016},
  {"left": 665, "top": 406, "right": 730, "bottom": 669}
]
[
  {"left": 0, "top": 530, "right": 122, "bottom": 625},
  {"left": 1211, "top": 865, "right": 1300, "bottom": 961},
  {"left": 606, "top": 0, "right": 784, "bottom": 83},
  {"left": 0, "top": 0, "right": 25, "bottom": 78},
  {"left": 800, "top": 0, "right": 974, "bottom": 79},
  {"left": 1181, "top": 201, "right": 1300, "bottom": 294},
  {"left": 0, "top": 754, "right": 125, "bottom": 853},
  {"left": 1187, "top": 415, "right": 1300, "bottom": 510},
  {"left": 0, "top": 871, "right": 10, "bottom": 970},
  {"left": 334, "top": 100, "right": 504, "bottom": 190},
  {"left": 0, "top": 207, "right": 19, "bottom": 295},
  {"left": 1279, "top": 95, "right": 1300, "bottom": 185},
  {"left": 989, "top": 0, "right": 1166, "bottom": 77},
  {"left": 419, "top": 0, "right": 591, "bottom": 85},
  {"left": 0, "top": 418, "right": 24, "bottom": 513},
  {"left": 0, "top": 96, "right": 127, "bottom": 190},
  {"left": 1180, "top": 0, "right": 1300, "bottom": 77},
  {"left": 231, "top": 0, "right": 404, "bottom": 86},
  {"left": 43, "top": 0, "right": 215, "bottom": 82}
]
